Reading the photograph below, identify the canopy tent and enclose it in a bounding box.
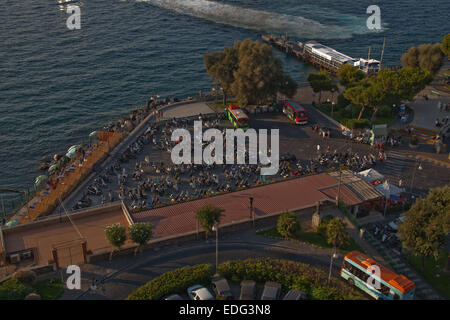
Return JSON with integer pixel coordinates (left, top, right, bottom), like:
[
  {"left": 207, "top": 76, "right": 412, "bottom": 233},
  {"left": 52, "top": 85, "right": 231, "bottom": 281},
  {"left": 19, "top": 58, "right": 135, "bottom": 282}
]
[
  {"left": 34, "top": 175, "right": 48, "bottom": 188},
  {"left": 357, "top": 169, "right": 384, "bottom": 183},
  {"left": 48, "top": 163, "right": 59, "bottom": 173},
  {"left": 68, "top": 145, "right": 82, "bottom": 153},
  {"left": 66, "top": 148, "right": 78, "bottom": 158},
  {"left": 89, "top": 131, "right": 98, "bottom": 143},
  {"left": 376, "top": 181, "right": 405, "bottom": 200}
]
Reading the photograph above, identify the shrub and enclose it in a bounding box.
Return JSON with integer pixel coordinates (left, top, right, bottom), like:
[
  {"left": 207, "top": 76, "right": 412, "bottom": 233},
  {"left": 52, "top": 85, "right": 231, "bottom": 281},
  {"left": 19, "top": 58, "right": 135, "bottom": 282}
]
[
  {"left": 277, "top": 211, "right": 301, "bottom": 239},
  {"left": 337, "top": 94, "right": 351, "bottom": 110},
  {"left": 126, "top": 264, "right": 213, "bottom": 300},
  {"left": 12, "top": 269, "right": 37, "bottom": 285},
  {"left": 316, "top": 215, "right": 334, "bottom": 236},
  {"left": 105, "top": 223, "right": 127, "bottom": 250},
  {"left": 346, "top": 119, "right": 370, "bottom": 129},
  {"left": 0, "top": 279, "right": 33, "bottom": 300}
]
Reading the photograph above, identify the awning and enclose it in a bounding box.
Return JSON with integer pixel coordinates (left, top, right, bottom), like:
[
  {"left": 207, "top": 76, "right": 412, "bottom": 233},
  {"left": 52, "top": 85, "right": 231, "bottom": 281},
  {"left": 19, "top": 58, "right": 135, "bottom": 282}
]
[
  {"left": 357, "top": 169, "right": 384, "bottom": 182},
  {"left": 376, "top": 181, "right": 405, "bottom": 197}
]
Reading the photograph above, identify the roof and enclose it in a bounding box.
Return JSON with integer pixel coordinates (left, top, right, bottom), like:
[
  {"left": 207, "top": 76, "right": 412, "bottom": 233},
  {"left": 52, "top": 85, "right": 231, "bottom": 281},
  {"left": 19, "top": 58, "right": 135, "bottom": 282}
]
[
  {"left": 328, "top": 170, "right": 383, "bottom": 202},
  {"left": 345, "top": 251, "right": 415, "bottom": 294},
  {"left": 305, "top": 41, "right": 356, "bottom": 64},
  {"left": 230, "top": 108, "right": 248, "bottom": 120},
  {"left": 1, "top": 203, "right": 132, "bottom": 265},
  {"left": 284, "top": 100, "right": 306, "bottom": 112},
  {"left": 133, "top": 173, "right": 363, "bottom": 239}
]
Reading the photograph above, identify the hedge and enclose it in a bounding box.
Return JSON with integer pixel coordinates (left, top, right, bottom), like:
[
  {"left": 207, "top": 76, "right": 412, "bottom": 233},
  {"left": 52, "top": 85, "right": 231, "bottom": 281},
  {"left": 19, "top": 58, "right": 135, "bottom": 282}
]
[
  {"left": 0, "top": 279, "right": 34, "bottom": 300},
  {"left": 345, "top": 119, "right": 370, "bottom": 130},
  {"left": 126, "top": 264, "right": 213, "bottom": 300},
  {"left": 217, "top": 258, "right": 366, "bottom": 300}
]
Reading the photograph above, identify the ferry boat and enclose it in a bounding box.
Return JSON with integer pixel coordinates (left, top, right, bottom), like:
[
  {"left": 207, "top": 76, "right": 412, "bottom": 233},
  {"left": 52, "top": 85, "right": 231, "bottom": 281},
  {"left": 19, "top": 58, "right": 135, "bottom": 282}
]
[{"left": 261, "top": 35, "right": 380, "bottom": 75}]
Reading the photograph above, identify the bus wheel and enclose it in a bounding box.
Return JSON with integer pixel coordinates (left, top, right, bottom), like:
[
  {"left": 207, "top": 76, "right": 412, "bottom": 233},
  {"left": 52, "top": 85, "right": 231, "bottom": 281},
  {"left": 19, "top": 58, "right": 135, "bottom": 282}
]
[{"left": 348, "top": 278, "right": 354, "bottom": 286}]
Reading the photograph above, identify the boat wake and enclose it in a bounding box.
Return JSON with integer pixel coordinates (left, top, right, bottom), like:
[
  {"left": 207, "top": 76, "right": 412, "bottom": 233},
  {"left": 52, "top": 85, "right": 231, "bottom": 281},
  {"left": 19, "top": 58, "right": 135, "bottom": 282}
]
[{"left": 135, "top": 0, "right": 371, "bottom": 39}]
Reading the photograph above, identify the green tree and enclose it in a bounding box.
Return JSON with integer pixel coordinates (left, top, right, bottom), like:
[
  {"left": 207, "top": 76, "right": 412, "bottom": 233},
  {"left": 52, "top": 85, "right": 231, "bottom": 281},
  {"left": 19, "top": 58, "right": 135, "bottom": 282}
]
[
  {"left": 129, "top": 222, "right": 153, "bottom": 255},
  {"left": 106, "top": 223, "right": 127, "bottom": 260},
  {"left": 307, "top": 70, "right": 337, "bottom": 104},
  {"left": 194, "top": 204, "right": 224, "bottom": 240},
  {"left": 204, "top": 46, "right": 239, "bottom": 106},
  {"left": 401, "top": 43, "right": 444, "bottom": 74},
  {"left": 326, "top": 218, "right": 350, "bottom": 250},
  {"left": 398, "top": 186, "right": 450, "bottom": 271},
  {"left": 343, "top": 82, "right": 371, "bottom": 120},
  {"left": 441, "top": 33, "right": 450, "bottom": 57},
  {"left": 277, "top": 211, "right": 301, "bottom": 239},
  {"left": 231, "top": 39, "right": 297, "bottom": 105},
  {"left": 337, "top": 64, "right": 366, "bottom": 88}
]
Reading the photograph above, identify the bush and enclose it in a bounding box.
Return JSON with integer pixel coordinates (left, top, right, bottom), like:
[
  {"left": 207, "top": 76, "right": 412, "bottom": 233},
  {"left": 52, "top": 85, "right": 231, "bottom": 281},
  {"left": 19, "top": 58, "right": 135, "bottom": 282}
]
[
  {"left": 316, "top": 215, "right": 334, "bottom": 236},
  {"left": 126, "top": 264, "right": 213, "bottom": 300},
  {"left": 217, "top": 258, "right": 365, "bottom": 300},
  {"left": 337, "top": 94, "right": 351, "bottom": 110},
  {"left": 0, "top": 279, "right": 34, "bottom": 300},
  {"left": 346, "top": 119, "right": 370, "bottom": 129},
  {"left": 12, "top": 269, "right": 37, "bottom": 285},
  {"left": 277, "top": 211, "right": 301, "bottom": 239}
]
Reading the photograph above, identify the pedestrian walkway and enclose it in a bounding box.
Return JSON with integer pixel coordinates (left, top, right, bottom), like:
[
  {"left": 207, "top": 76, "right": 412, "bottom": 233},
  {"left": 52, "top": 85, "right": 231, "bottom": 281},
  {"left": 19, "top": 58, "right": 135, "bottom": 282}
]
[
  {"left": 410, "top": 125, "right": 440, "bottom": 145},
  {"left": 376, "top": 150, "right": 414, "bottom": 187}
]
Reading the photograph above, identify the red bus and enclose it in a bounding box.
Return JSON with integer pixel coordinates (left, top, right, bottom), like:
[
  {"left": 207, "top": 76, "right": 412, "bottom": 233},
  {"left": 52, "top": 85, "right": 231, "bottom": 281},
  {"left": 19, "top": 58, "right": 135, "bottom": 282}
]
[
  {"left": 341, "top": 251, "right": 415, "bottom": 300},
  {"left": 282, "top": 100, "right": 308, "bottom": 124}
]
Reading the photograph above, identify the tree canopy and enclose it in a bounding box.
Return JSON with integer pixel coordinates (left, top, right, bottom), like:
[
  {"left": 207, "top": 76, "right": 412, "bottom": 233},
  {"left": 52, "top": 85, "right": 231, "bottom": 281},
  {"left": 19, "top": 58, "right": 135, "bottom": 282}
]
[
  {"left": 398, "top": 186, "right": 450, "bottom": 270},
  {"left": 129, "top": 222, "right": 153, "bottom": 248},
  {"left": 326, "top": 218, "right": 350, "bottom": 249},
  {"left": 337, "top": 65, "right": 366, "bottom": 88},
  {"left": 204, "top": 39, "right": 297, "bottom": 106},
  {"left": 307, "top": 70, "right": 338, "bottom": 103},
  {"left": 277, "top": 211, "right": 301, "bottom": 239},
  {"left": 401, "top": 43, "right": 444, "bottom": 74},
  {"left": 194, "top": 204, "right": 224, "bottom": 239},
  {"left": 441, "top": 33, "right": 450, "bottom": 57},
  {"left": 105, "top": 223, "right": 127, "bottom": 251}
]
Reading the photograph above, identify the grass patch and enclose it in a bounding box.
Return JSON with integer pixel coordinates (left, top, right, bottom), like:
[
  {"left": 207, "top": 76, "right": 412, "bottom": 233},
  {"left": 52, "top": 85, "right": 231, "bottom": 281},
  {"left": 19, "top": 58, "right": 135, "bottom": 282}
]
[
  {"left": 0, "top": 278, "right": 63, "bottom": 300},
  {"left": 34, "top": 279, "right": 64, "bottom": 300},
  {"left": 406, "top": 251, "right": 450, "bottom": 299},
  {"left": 256, "top": 227, "right": 365, "bottom": 254}
]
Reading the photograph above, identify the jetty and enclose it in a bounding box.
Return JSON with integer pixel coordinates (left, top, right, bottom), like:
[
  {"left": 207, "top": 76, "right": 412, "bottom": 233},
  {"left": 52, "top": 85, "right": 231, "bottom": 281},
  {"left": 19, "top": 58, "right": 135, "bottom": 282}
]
[{"left": 262, "top": 34, "right": 381, "bottom": 75}]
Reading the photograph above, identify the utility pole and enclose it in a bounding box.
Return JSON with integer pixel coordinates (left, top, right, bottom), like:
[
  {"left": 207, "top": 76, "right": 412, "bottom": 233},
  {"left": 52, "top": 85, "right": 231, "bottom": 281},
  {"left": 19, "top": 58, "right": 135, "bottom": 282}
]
[
  {"left": 249, "top": 197, "right": 254, "bottom": 227},
  {"left": 379, "top": 37, "right": 386, "bottom": 70},
  {"left": 212, "top": 222, "right": 219, "bottom": 274}
]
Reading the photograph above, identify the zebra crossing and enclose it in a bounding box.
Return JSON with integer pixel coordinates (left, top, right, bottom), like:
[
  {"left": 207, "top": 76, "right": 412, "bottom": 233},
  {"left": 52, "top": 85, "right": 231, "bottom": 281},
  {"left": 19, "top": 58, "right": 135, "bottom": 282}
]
[{"left": 376, "top": 150, "right": 414, "bottom": 186}]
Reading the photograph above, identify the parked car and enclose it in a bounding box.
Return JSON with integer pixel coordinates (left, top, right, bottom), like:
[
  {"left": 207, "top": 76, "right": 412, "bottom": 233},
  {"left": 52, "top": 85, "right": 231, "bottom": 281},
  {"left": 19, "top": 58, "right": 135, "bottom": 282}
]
[
  {"left": 211, "top": 276, "right": 233, "bottom": 300},
  {"left": 282, "top": 289, "right": 307, "bottom": 300},
  {"left": 239, "top": 280, "right": 256, "bottom": 300},
  {"left": 164, "top": 294, "right": 183, "bottom": 300},
  {"left": 187, "top": 285, "right": 215, "bottom": 301},
  {"left": 388, "top": 216, "right": 406, "bottom": 231},
  {"left": 261, "top": 282, "right": 281, "bottom": 300}
]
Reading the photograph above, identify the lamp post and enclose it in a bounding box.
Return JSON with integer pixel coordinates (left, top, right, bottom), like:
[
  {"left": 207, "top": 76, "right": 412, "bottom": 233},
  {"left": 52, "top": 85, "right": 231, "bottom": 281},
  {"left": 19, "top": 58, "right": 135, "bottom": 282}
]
[
  {"left": 331, "top": 101, "right": 335, "bottom": 117},
  {"left": 328, "top": 249, "right": 338, "bottom": 283},
  {"left": 249, "top": 197, "right": 254, "bottom": 227},
  {"left": 212, "top": 222, "right": 219, "bottom": 274},
  {"left": 409, "top": 160, "right": 423, "bottom": 198}
]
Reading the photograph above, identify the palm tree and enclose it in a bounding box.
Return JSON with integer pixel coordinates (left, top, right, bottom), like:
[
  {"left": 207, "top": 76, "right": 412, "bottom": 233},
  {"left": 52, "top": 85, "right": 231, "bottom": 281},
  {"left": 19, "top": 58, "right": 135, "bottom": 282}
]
[
  {"left": 194, "top": 204, "right": 224, "bottom": 240},
  {"left": 326, "top": 218, "right": 350, "bottom": 282}
]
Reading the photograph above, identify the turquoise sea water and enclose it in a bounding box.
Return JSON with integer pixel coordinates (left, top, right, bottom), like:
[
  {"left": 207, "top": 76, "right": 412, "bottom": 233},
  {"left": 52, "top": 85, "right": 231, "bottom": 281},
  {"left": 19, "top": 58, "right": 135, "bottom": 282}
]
[{"left": 0, "top": 0, "right": 449, "bottom": 206}]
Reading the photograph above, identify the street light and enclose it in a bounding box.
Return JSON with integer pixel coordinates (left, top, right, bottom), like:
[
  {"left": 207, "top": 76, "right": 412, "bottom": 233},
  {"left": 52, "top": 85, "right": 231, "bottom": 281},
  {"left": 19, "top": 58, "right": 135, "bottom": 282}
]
[
  {"left": 328, "top": 250, "right": 338, "bottom": 283},
  {"left": 409, "top": 160, "right": 423, "bottom": 197},
  {"left": 212, "top": 222, "right": 219, "bottom": 274}
]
